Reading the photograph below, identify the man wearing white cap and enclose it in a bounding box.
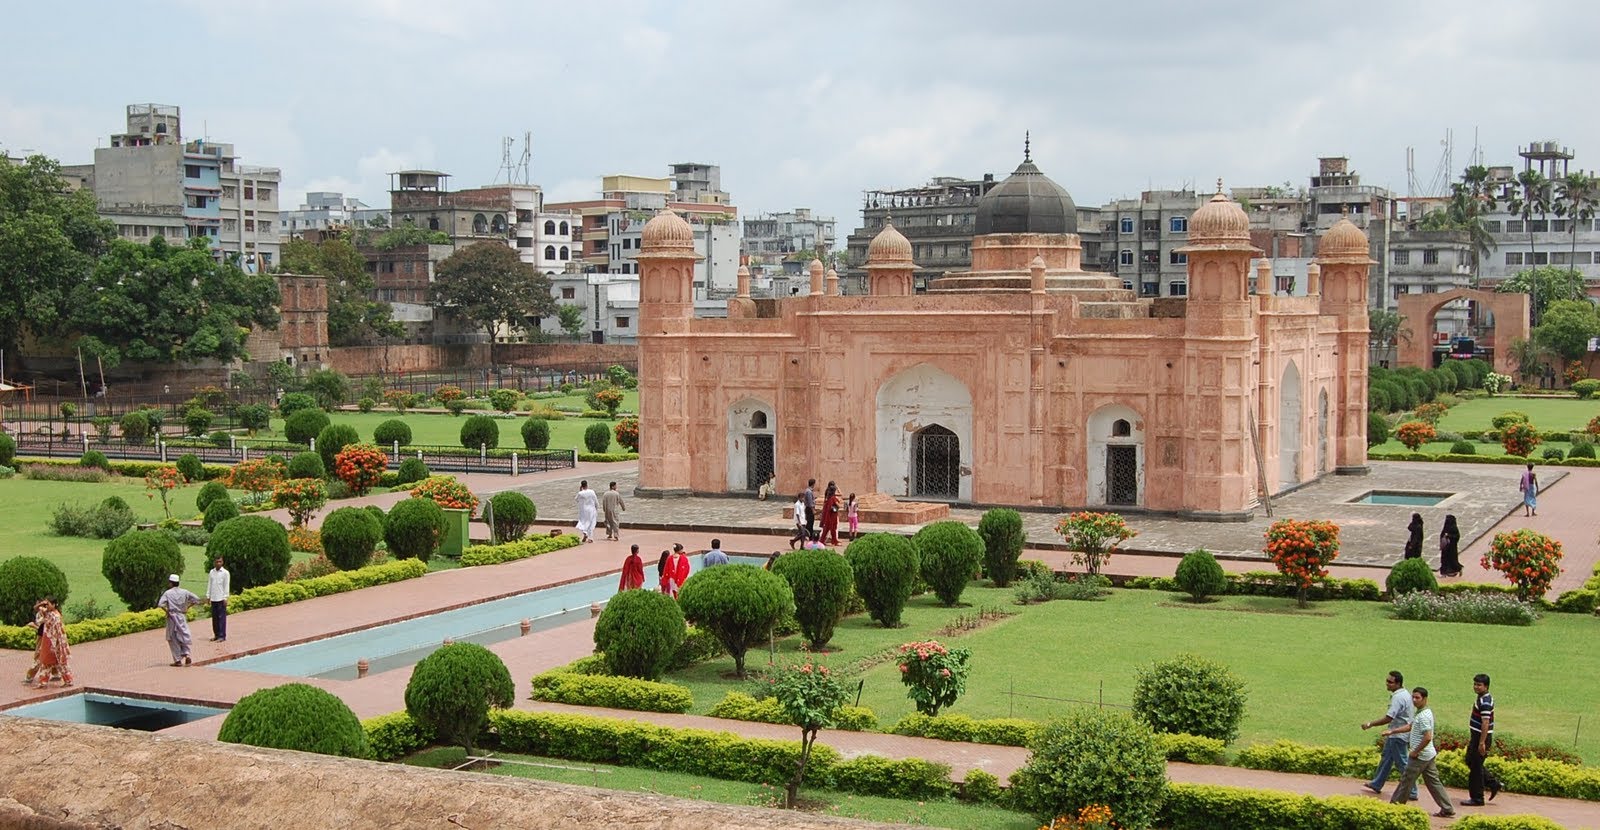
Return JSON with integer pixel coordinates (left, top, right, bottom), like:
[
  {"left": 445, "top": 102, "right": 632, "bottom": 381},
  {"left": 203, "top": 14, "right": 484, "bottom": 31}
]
[{"left": 156, "top": 575, "right": 203, "bottom": 667}]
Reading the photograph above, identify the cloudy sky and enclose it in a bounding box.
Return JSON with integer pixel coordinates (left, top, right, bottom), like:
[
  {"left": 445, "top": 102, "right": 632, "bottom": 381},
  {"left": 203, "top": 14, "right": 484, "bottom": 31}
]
[{"left": 4, "top": 1, "right": 1597, "bottom": 239}]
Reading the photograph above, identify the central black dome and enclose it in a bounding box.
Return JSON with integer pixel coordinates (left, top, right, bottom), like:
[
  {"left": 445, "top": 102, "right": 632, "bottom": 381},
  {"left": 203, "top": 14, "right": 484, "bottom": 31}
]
[{"left": 974, "top": 156, "right": 1077, "bottom": 235}]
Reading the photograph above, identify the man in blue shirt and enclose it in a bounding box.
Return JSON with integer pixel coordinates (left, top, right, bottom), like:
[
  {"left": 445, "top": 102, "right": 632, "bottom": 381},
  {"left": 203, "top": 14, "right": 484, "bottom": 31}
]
[
  {"left": 1361, "top": 670, "right": 1416, "bottom": 799},
  {"left": 702, "top": 538, "right": 729, "bottom": 567}
]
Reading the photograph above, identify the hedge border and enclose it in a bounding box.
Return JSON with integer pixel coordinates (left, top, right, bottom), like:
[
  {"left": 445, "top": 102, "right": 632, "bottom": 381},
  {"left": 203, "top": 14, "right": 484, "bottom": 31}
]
[
  {"left": 459, "top": 533, "right": 582, "bottom": 567},
  {"left": 529, "top": 668, "right": 694, "bottom": 714},
  {"left": 1157, "top": 782, "right": 1429, "bottom": 830},
  {"left": 707, "top": 691, "right": 878, "bottom": 732},
  {"left": 1233, "top": 738, "right": 1600, "bottom": 801},
  {"left": 888, "top": 713, "right": 1226, "bottom": 764}
]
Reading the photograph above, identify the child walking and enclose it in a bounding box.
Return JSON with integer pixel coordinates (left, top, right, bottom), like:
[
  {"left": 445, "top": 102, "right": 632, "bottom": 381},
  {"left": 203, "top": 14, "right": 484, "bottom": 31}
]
[{"left": 845, "top": 493, "right": 859, "bottom": 541}]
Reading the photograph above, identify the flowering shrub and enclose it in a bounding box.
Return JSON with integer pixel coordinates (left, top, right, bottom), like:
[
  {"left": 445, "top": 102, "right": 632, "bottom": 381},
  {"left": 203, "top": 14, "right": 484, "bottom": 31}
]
[
  {"left": 433, "top": 385, "right": 464, "bottom": 403},
  {"left": 1483, "top": 372, "right": 1512, "bottom": 395},
  {"left": 591, "top": 386, "right": 624, "bottom": 416},
  {"left": 225, "top": 458, "right": 286, "bottom": 504},
  {"left": 1564, "top": 359, "right": 1587, "bottom": 385},
  {"left": 1394, "top": 420, "right": 1436, "bottom": 451},
  {"left": 143, "top": 464, "right": 185, "bottom": 519},
  {"left": 333, "top": 443, "right": 387, "bottom": 496},
  {"left": 1483, "top": 528, "right": 1563, "bottom": 600},
  {"left": 1055, "top": 512, "right": 1136, "bottom": 576},
  {"left": 287, "top": 527, "right": 324, "bottom": 555},
  {"left": 1263, "top": 519, "right": 1341, "bottom": 608},
  {"left": 1590, "top": 415, "right": 1600, "bottom": 436},
  {"left": 1040, "top": 805, "right": 1116, "bottom": 830},
  {"left": 410, "top": 475, "right": 480, "bottom": 516},
  {"left": 770, "top": 658, "right": 849, "bottom": 808},
  {"left": 383, "top": 389, "right": 409, "bottom": 412},
  {"left": 274, "top": 477, "right": 328, "bottom": 527},
  {"left": 1501, "top": 420, "right": 1542, "bottom": 458},
  {"left": 613, "top": 417, "right": 640, "bottom": 452},
  {"left": 1391, "top": 590, "right": 1539, "bottom": 626},
  {"left": 897, "top": 640, "right": 971, "bottom": 717},
  {"left": 1413, "top": 402, "right": 1449, "bottom": 424}
]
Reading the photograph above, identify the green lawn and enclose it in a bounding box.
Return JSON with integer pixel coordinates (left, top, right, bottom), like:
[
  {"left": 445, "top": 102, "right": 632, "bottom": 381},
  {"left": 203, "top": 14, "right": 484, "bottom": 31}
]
[
  {"left": 664, "top": 585, "right": 1600, "bottom": 763},
  {"left": 1435, "top": 396, "right": 1600, "bottom": 433},
  {"left": 403, "top": 748, "right": 1034, "bottom": 830},
  {"left": 1370, "top": 439, "right": 1515, "bottom": 456},
  {"left": 0, "top": 478, "right": 310, "bottom": 615},
  {"left": 260, "top": 410, "right": 628, "bottom": 453}
]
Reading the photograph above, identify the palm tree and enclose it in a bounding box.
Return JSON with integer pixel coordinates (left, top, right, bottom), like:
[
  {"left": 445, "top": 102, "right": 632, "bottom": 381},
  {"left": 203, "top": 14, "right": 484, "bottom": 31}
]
[
  {"left": 1368, "top": 308, "right": 1411, "bottom": 367},
  {"left": 1509, "top": 169, "right": 1553, "bottom": 323},
  {"left": 1555, "top": 171, "right": 1599, "bottom": 270},
  {"left": 1418, "top": 165, "right": 1499, "bottom": 267}
]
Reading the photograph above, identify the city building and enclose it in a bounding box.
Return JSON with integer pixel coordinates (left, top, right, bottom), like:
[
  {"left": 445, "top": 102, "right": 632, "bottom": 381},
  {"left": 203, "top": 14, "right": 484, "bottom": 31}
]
[
  {"left": 78, "top": 104, "right": 281, "bottom": 269},
  {"left": 741, "top": 208, "right": 837, "bottom": 273},
  {"left": 1475, "top": 141, "right": 1600, "bottom": 284},
  {"left": 387, "top": 171, "right": 577, "bottom": 274},
  {"left": 281, "top": 192, "right": 389, "bottom": 237},
  {"left": 843, "top": 174, "right": 994, "bottom": 293},
  {"left": 637, "top": 154, "right": 1370, "bottom": 515}
]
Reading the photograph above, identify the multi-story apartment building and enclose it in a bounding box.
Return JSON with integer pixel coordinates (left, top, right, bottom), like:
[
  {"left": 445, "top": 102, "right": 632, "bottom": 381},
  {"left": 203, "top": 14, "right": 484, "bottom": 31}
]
[
  {"left": 1105, "top": 189, "right": 1201, "bottom": 298},
  {"left": 843, "top": 175, "right": 993, "bottom": 293},
  {"left": 281, "top": 192, "right": 389, "bottom": 237},
  {"left": 387, "top": 171, "right": 577, "bottom": 274},
  {"left": 742, "top": 208, "right": 836, "bottom": 264},
  {"left": 1476, "top": 141, "right": 1600, "bottom": 285}
]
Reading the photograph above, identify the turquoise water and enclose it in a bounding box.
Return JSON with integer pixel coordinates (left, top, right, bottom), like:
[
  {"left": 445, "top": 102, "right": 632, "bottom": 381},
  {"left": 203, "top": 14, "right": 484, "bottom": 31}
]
[
  {"left": 1351, "top": 490, "right": 1452, "bottom": 506},
  {"left": 1, "top": 693, "right": 225, "bottom": 730},
  {"left": 217, "top": 553, "right": 769, "bottom": 680}
]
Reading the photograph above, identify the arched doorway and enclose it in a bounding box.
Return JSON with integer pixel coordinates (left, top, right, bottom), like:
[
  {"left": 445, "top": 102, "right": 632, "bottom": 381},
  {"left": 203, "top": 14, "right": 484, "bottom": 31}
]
[
  {"left": 1279, "top": 362, "right": 1302, "bottom": 488},
  {"left": 726, "top": 398, "right": 775, "bottom": 491},
  {"left": 1087, "top": 405, "right": 1145, "bottom": 507},
  {"left": 1317, "top": 389, "right": 1330, "bottom": 475},
  {"left": 911, "top": 425, "right": 960, "bottom": 499}
]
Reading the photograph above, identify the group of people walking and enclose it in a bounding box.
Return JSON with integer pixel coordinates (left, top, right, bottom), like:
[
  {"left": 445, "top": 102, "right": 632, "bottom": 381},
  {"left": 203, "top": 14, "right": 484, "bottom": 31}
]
[
  {"left": 789, "top": 479, "right": 858, "bottom": 550},
  {"left": 1361, "top": 670, "right": 1503, "bottom": 817},
  {"left": 616, "top": 539, "right": 730, "bottom": 598},
  {"left": 1403, "top": 512, "right": 1463, "bottom": 577}
]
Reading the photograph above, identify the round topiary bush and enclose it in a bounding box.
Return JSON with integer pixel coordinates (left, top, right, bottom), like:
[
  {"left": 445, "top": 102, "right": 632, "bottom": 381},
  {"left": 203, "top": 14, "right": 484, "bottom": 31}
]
[
  {"left": 0, "top": 556, "right": 70, "bottom": 625},
  {"left": 0, "top": 431, "right": 14, "bottom": 466},
  {"left": 395, "top": 457, "right": 430, "bottom": 484},
  {"left": 487, "top": 491, "right": 536, "bottom": 541},
  {"left": 459, "top": 414, "right": 500, "bottom": 450},
  {"left": 364, "top": 504, "right": 386, "bottom": 527},
  {"left": 316, "top": 423, "right": 360, "bottom": 473},
  {"left": 184, "top": 407, "right": 214, "bottom": 437},
  {"left": 1367, "top": 412, "right": 1390, "bottom": 447},
  {"left": 521, "top": 417, "right": 550, "bottom": 450},
  {"left": 1491, "top": 410, "right": 1530, "bottom": 431},
  {"left": 404, "top": 642, "right": 514, "bottom": 753},
  {"left": 194, "top": 480, "right": 229, "bottom": 514},
  {"left": 1450, "top": 440, "right": 1477, "bottom": 455},
  {"left": 286, "top": 451, "right": 325, "bottom": 480},
  {"left": 320, "top": 506, "right": 385, "bottom": 570},
  {"left": 1569, "top": 442, "right": 1597, "bottom": 459},
  {"left": 218, "top": 682, "right": 370, "bottom": 759},
  {"left": 202, "top": 498, "right": 240, "bottom": 532},
  {"left": 844, "top": 533, "right": 920, "bottom": 628},
  {"left": 1131, "top": 653, "right": 1248, "bottom": 743},
  {"left": 372, "top": 419, "right": 413, "bottom": 447},
  {"left": 100, "top": 495, "right": 131, "bottom": 513},
  {"left": 593, "top": 588, "right": 687, "bottom": 680},
  {"left": 770, "top": 549, "right": 854, "bottom": 650},
  {"left": 173, "top": 453, "right": 204, "bottom": 483},
  {"left": 1542, "top": 446, "right": 1565, "bottom": 461},
  {"left": 207, "top": 515, "right": 291, "bottom": 591},
  {"left": 583, "top": 421, "right": 611, "bottom": 453},
  {"left": 116, "top": 411, "right": 150, "bottom": 446},
  {"left": 977, "top": 508, "right": 1025, "bottom": 587},
  {"left": 913, "top": 521, "right": 985, "bottom": 606},
  {"left": 1387, "top": 558, "right": 1439, "bottom": 596},
  {"left": 100, "top": 531, "right": 182, "bottom": 612},
  {"left": 385, "top": 497, "right": 447, "bottom": 562},
  {"left": 283, "top": 408, "right": 330, "bottom": 445},
  {"left": 1012, "top": 708, "right": 1168, "bottom": 829},
  {"left": 80, "top": 450, "right": 111, "bottom": 471},
  {"left": 1174, "top": 548, "right": 1228, "bottom": 603},
  {"left": 678, "top": 565, "right": 794, "bottom": 677},
  {"left": 278, "top": 392, "right": 318, "bottom": 418}
]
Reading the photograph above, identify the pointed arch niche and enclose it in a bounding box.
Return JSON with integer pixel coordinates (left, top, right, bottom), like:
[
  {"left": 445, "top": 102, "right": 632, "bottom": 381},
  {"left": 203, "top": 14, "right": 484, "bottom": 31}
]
[
  {"left": 875, "top": 364, "right": 972, "bottom": 501},
  {"left": 1087, "top": 405, "right": 1145, "bottom": 507},
  {"left": 1279, "top": 361, "right": 1303, "bottom": 488},
  {"left": 726, "top": 397, "right": 776, "bottom": 492}
]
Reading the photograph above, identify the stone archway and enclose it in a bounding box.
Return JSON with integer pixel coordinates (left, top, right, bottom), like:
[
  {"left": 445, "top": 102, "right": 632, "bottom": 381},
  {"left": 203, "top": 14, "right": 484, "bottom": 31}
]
[
  {"left": 875, "top": 364, "right": 973, "bottom": 501},
  {"left": 1279, "top": 362, "right": 1302, "bottom": 488},
  {"left": 1087, "top": 405, "right": 1145, "bottom": 507},
  {"left": 1396, "top": 288, "right": 1530, "bottom": 377},
  {"left": 911, "top": 424, "right": 960, "bottom": 499}
]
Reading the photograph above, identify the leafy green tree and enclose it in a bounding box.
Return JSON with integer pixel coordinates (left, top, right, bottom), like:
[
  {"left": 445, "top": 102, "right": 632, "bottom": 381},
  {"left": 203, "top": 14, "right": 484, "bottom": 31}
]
[
  {"left": 1417, "top": 164, "right": 1499, "bottom": 265},
  {"left": 677, "top": 565, "right": 794, "bottom": 678},
  {"left": 0, "top": 155, "right": 116, "bottom": 365},
  {"left": 1555, "top": 171, "right": 1600, "bottom": 269},
  {"left": 771, "top": 659, "right": 848, "bottom": 808},
  {"left": 279, "top": 237, "right": 402, "bottom": 345},
  {"left": 1533, "top": 299, "right": 1600, "bottom": 362},
  {"left": 1496, "top": 267, "right": 1587, "bottom": 321},
  {"left": 1509, "top": 169, "right": 1553, "bottom": 296},
  {"left": 404, "top": 642, "right": 514, "bottom": 755},
  {"left": 556, "top": 303, "right": 585, "bottom": 340},
  {"left": 370, "top": 223, "right": 450, "bottom": 250},
  {"left": 1366, "top": 309, "right": 1411, "bottom": 367},
  {"left": 69, "top": 236, "right": 279, "bottom": 366},
  {"left": 433, "top": 242, "right": 557, "bottom": 364},
  {"left": 301, "top": 368, "right": 350, "bottom": 410}
]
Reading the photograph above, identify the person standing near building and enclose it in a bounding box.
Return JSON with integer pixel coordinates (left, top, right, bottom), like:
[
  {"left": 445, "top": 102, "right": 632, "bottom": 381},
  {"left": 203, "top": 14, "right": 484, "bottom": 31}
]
[
  {"left": 661, "top": 543, "right": 691, "bottom": 598},
  {"left": 1361, "top": 670, "right": 1415, "bottom": 800},
  {"left": 206, "top": 557, "right": 230, "bottom": 642},
  {"left": 803, "top": 478, "right": 817, "bottom": 541},
  {"left": 601, "top": 481, "right": 626, "bottom": 541},
  {"left": 1461, "top": 673, "right": 1503, "bottom": 806},
  {"left": 703, "top": 538, "right": 730, "bottom": 566},
  {"left": 845, "top": 492, "right": 860, "bottom": 541},
  {"left": 819, "top": 481, "right": 841, "bottom": 545},
  {"left": 1384, "top": 686, "right": 1455, "bottom": 819},
  {"left": 574, "top": 480, "right": 599, "bottom": 544},
  {"left": 157, "top": 575, "right": 203, "bottom": 667}
]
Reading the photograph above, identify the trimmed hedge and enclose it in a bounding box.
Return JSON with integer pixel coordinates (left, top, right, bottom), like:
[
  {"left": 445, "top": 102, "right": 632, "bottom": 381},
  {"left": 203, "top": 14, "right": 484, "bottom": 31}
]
[
  {"left": 218, "top": 682, "right": 370, "bottom": 759},
  {"left": 229, "top": 558, "right": 427, "bottom": 613},
  {"left": 593, "top": 587, "right": 685, "bottom": 680},
  {"left": 1449, "top": 817, "right": 1569, "bottom": 830},
  {"left": 1234, "top": 738, "right": 1600, "bottom": 801},
  {"left": 459, "top": 532, "right": 582, "bottom": 566},
  {"left": 528, "top": 669, "right": 694, "bottom": 713},
  {"left": 1156, "top": 783, "right": 1428, "bottom": 830},
  {"left": 17, "top": 457, "right": 232, "bottom": 480},
  {"left": 0, "top": 556, "right": 70, "bottom": 626},
  {"left": 888, "top": 713, "right": 1225, "bottom": 764},
  {"left": 577, "top": 452, "right": 639, "bottom": 462},
  {"left": 708, "top": 691, "right": 878, "bottom": 732},
  {"left": 487, "top": 491, "right": 537, "bottom": 541},
  {"left": 829, "top": 754, "right": 953, "bottom": 801},
  {"left": 208, "top": 516, "right": 291, "bottom": 590},
  {"left": 101, "top": 530, "right": 184, "bottom": 611},
  {"left": 1126, "top": 570, "right": 1382, "bottom": 602},
  {"left": 363, "top": 711, "right": 435, "bottom": 761}
]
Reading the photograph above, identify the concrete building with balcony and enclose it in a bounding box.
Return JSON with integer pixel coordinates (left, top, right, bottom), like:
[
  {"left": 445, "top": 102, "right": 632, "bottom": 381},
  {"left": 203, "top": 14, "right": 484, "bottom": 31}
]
[
  {"left": 843, "top": 174, "right": 993, "bottom": 293},
  {"left": 1476, "top": 141, "right": 1600, "bottom": 285},
  {"left": 1106, "top": 189, "right": 1201, "bottom": 298},
  {"left": 281, "top": 192, "right": 389, "bottom": 237},
  {"left": 742, "top": 208, "right": 837, "bottom": 267},
  {"left": 387, "top": 172, "right": 577, "bottom": 272}
]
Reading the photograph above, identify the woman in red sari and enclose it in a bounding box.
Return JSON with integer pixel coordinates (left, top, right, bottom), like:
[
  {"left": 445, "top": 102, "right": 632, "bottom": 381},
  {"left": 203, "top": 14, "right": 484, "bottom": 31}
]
[
  {"left": 660, "top": 543, "right": 691, "bottom": 598},
  {"left": 24, "top": 598, "right": 73, "bottom": 689},
  {"left": 618, "top": 544, "right": 646, "bottom": 591},
  {"left": 819, "top": 481, "right": 841, "bottom": 545}
]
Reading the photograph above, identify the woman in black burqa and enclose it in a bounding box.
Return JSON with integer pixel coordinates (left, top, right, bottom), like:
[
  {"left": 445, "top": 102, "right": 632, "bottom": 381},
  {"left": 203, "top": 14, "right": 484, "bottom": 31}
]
[
  {"left": 1438, "top": 514, "right": 1462, "bottom": 577},
  {"left": 1403, "top": 513, "right": 1424, "bottom": 560}
]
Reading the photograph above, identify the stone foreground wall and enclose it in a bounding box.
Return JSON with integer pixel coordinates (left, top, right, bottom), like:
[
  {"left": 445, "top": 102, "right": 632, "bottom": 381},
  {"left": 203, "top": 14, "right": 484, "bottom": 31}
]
[{"left": 0, "top": 719, "right": 899, "bottom": 830}]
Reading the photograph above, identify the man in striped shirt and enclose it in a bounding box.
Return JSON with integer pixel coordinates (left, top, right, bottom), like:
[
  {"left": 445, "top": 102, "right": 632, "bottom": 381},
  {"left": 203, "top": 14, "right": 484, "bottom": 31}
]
[
  {"left": 1461, "top": 673, "right": 1503, "bottom": 806},
  {"left": 1384, "top": 687, "right": 1455, "bottom": 818}
]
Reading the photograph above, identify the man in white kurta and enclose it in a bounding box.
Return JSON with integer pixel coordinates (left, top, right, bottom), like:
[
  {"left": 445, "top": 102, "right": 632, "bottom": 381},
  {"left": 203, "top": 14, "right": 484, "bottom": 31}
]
[
  {"left": 156, "top": 576, "right": 203, "bottom": 666},
  {"left": 574, "top": 480, "right": 599, "bottom": 543}
]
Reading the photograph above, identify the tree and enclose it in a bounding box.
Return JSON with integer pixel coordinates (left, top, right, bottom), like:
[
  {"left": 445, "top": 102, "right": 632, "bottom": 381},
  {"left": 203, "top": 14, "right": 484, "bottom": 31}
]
[
  {"left": 370, "top": 223, "right": 450, "bottom": 250},
  {"left": 1496, "top": 266, "right": 1587, "bottom": 321},
  {"left": 1509, "top": 169, "right": 1553, "bottom": 321},
  {"left": 771, "top": 659, "right": 848, "bottom": 809},
  {"left": 1533, "top": 299, "right": 1600, "bottom": 363},
  {"left": 279, "top": 237, "right": 402, "bottom": 346},
  {"left": 1505, "top": 336, "right": 1552, "bottom": 385},
  {"left": 69, "top": 236, "right": 280, "bottom": 366},
  {"left": 0, "top": 155, "right": 116, "bottom": 365},
  {"left": 432, "top": 242, "right": 557, "bottom": 364},
  {"left": 404, "top": 642, "right": 514, "bottom": 755},
  {"left": 556, "top": 303, "right": 585, "bottom": 340},
  {"left": 1367, "top": 309, "right": 1411, "bottom": 367},
  {"left": 1417, "top": 164, "right": 1499, "bottom": 266},
  {"left": 1554, "top": 171, "right": 1599, "bottom": 269},
  {"left": 676, "top": 565, "right": 794, "bottom": 678}
]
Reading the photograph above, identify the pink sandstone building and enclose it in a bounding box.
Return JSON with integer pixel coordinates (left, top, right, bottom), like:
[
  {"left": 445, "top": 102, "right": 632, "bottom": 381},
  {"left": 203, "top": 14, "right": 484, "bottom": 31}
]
[{"left": 636, "top": 154, "right": 1371, "bottom": 519}]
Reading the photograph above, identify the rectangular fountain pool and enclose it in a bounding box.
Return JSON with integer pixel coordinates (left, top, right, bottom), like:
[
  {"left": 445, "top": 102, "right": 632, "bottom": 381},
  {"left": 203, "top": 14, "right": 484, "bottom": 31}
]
[
  {"left": 1, "top": 693, "right": 225, "bottom": 730},
  {"left": 1349, "top": 490, "right": 1454, "bottom": 506},
  {"left": 218, "top": 553, "right": 769, "bottom": 680}
]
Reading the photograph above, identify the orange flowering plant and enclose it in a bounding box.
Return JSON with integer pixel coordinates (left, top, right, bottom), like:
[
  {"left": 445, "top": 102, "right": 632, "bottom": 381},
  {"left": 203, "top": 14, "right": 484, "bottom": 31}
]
[
  {"left": 1412, "top": 402, "right": 1449, "bottom": 424},
  {"left": 143, "top": 464, "right": 186, "bottom": 519},
  {"left": 287, "top": 526, "right": 324, "bottom": 554},
  {"left": 1394, "top": 420, "right": 1436, "bottom": 451},
  {"left": 225, "top": 457, "right": 286, "bottom": 504},
  {"left": 1483, "top": 528, "right": 1562, "bottom": 601},
  {"left": 333, "top": 443, "right": 387, "bottom": 496},
  {"left": 896, "top": 640, "right": 971, "bottom": 717},
  {"left": 1264, "top": 518, "right": 1341, "bottom": 608},
  {"left": 273, "top": 477, "right": 328, "bottom": 527},
  {"left": 613, "top": 417, "right": 640, "bottom": 452},
  {"left": 1055, "top": 511, "right": 1137, "bottom": 576},
  {"left": 433, "top": 385, "right": 465, "bottom": 403},
  {"left": 410, "top": 475, "right": 480, "bottom": 516},
  {"left": 1500, "top": 421, "right": 1541, "bottom": 458},
  {"left": 1040, "top": 805, "right": 1115, "bottom": 830}
]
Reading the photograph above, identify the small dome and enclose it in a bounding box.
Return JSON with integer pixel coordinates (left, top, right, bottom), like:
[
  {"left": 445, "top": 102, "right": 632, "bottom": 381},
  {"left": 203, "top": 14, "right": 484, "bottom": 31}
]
[
  {"left": 974, "top": 143, "right": 1076, "bottom": 235},
  {"left": 1319, "top": 216, "right": 1369, "bottom": 258},
  {"left": 1187, "top": 184, "right": 1250, "bottom": 244},
  {"left": 641, "top": 209, "right": 694, "bottom": 249},
  {"left": 866, "top": 219, "right": 913, "bottom": 264}
]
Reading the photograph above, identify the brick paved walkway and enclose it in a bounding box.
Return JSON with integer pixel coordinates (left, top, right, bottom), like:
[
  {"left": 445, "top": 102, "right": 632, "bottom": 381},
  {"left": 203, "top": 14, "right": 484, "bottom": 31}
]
[{"left": 3, "top": 460, "right": 1595, "bottom": 828}]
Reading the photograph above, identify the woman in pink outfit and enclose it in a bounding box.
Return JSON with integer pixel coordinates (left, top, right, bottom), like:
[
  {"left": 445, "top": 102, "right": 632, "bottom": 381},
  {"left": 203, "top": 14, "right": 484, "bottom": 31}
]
[
  {"left": 24, "top": 599, "right": 73, "bottom": 689},
  {"left": 845, "top": 493, "right": 859, "bottom": 541}
]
